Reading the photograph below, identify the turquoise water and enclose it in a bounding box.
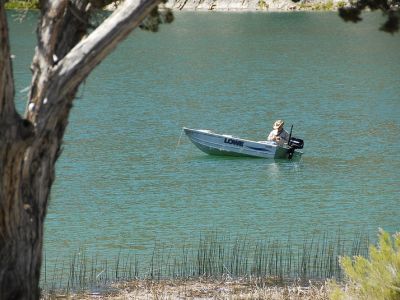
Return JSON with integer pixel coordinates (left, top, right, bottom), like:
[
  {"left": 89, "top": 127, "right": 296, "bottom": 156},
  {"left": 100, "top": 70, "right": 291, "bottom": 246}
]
[{"left": 9, "top": 12, "right": 399, "bottom": 271}]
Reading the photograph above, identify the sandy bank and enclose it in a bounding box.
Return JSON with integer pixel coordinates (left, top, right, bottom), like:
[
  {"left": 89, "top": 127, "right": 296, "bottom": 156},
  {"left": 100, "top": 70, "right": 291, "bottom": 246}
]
[{"left": 43, "top": 278, "right": 333, "bottom": 299}]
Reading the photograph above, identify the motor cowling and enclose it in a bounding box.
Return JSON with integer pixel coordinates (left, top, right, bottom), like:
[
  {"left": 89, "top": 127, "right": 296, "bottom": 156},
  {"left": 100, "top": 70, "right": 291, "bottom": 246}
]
[{"left": 288, "top": 137, "right": 304, "bottom": 150}]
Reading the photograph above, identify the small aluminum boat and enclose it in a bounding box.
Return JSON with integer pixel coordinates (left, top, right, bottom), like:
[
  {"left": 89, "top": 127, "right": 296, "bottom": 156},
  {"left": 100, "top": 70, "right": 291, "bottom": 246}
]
[{"left": 183, "top": 127, "right": 304, "bottom": 160}]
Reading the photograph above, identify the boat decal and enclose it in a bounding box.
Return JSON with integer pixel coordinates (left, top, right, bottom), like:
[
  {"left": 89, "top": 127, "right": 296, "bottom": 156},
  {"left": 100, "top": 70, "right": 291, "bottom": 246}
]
[{"left": 224, "top": 138, "right": 244, "bottom": 147}]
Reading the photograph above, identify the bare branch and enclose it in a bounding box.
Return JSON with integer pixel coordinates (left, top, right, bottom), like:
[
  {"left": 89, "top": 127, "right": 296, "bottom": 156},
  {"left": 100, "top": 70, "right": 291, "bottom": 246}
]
[
  {"left": 56, "top": 0, "right": 161, "bottom": 94},
  {"left": 33, "top": 0, "right": 161, "bottom": 133},
  {"left": 27, "top": 0, "right": 90, "bottom": 123},
  {"left": 54, "top": 0, "right": 92, "bottom": 59},
  {"left": 38, "top": 0, "right": 69, "bottom": 64}
]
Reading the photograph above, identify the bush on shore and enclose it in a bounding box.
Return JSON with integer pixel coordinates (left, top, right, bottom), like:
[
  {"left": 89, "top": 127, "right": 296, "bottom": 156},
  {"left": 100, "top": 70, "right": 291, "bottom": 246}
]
[{"left": 330, "top": 229, "right": 400, "bottom": 300}]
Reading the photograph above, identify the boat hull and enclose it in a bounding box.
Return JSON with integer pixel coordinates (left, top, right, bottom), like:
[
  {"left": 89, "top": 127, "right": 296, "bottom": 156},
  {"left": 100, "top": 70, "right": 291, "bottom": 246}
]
[{"left": 183, "top": 128, "right": 302, "bottom": 160}]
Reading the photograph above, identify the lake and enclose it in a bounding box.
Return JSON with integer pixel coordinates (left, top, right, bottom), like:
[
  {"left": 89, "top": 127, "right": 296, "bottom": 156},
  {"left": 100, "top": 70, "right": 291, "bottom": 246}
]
[{"left": 9, "top": 10, "right": 400, "bottom": 280}]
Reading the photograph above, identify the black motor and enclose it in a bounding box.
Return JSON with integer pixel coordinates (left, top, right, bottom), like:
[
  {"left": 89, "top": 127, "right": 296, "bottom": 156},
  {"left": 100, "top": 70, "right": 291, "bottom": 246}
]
[
  {"left": 288, "top": 137, "right": 304, "bottom": 150},
  {"left": 287, "top": 137, "right": 304, "bottom": 159},
  {"left": 286, "top": 125, "right": 304, "bottom": 159}
]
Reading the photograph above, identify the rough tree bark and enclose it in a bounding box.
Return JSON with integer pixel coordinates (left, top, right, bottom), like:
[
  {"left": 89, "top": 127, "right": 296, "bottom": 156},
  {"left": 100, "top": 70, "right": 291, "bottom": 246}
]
[{"left": 0, "top": 0, "right": 165, "bottom": 298}]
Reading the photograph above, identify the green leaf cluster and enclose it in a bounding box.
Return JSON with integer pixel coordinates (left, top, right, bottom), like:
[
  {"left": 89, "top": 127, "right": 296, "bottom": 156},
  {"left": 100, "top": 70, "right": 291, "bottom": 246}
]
[
  {"left": 298, "top": 0, "right": 337, "bottom": 11},
  {"left": 330, "top": 229, "right": 400, "bottom": 300},
  {"left": 5, "top": 0, "right": 40, "bottom": 10},
  {"left": 338, "top": 0, "right": 399, "bottom": 33},
  {"left": 258, "top": 0, "right": 268, "bottom": 10}
]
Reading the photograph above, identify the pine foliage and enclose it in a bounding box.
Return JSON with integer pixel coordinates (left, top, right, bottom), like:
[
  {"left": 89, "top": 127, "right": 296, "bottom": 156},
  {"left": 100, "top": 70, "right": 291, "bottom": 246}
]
[
  {"left": 338, "top": 0, "right": 400, "bottom": 33},
  {"left": 330, "top": 229, "right": 400, "bottom": 300}
]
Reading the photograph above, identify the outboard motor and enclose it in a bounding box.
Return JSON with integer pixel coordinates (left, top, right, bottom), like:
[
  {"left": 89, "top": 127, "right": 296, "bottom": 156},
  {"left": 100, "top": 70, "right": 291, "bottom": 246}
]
[
  {"left": 288, "top": 137, "right": 304, "bottom": 150},
  {"left": 286, "top": 124, "right": 304, "bottom": 159},
  {"left": 287, "top": 137, "right": 304, "bottom": 159}
]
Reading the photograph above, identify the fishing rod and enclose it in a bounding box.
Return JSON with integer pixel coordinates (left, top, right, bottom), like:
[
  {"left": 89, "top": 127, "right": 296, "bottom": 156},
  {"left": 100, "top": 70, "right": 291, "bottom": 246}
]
[
  {"left": 288, "top": 124, "right": 293, "bottom": 143},
  {"left": 287, "top": 124, "right": 294, "bottom": 159}
]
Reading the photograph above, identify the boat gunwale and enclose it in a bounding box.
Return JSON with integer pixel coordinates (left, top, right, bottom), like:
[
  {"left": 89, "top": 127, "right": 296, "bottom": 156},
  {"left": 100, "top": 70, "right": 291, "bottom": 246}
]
[{"left": 183, "top": 127, "right": 273, "bottom": 146}]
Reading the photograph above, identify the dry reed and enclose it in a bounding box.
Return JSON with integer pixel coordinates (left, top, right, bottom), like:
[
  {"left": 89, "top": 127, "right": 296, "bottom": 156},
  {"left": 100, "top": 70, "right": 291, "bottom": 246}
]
[{"left": 40, "top": 232, "right": 369, "bottom": 298}]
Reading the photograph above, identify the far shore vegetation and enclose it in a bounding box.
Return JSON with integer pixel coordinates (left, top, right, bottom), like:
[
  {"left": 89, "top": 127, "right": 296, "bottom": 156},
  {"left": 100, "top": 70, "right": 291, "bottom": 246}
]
[{"left": 5, "top": 0, "right": 348, "bottom": 11}]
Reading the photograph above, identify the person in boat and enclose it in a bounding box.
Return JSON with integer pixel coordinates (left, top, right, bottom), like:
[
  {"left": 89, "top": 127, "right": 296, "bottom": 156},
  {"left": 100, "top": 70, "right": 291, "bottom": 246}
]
[{"left": 267, "top": 120, "right": 289, "bottom": 145}]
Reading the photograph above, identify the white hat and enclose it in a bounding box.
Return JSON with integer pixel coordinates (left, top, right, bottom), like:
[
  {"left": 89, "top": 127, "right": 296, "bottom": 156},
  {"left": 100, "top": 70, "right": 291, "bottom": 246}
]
[{"left": 273, "top": 120, "right": 284, "bottom": 130}]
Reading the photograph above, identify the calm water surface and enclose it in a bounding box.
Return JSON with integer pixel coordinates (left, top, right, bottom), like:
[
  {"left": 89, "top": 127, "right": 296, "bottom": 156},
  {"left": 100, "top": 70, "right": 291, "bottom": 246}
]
[{"left": 9, "top": 11, "right": 400, "bottom": 267}]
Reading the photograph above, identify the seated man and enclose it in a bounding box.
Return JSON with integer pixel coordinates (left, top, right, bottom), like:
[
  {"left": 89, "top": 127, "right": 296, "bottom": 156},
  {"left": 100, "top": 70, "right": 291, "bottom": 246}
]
[{"left": 267, "top": 120, "right": 289, "bottom": 145}]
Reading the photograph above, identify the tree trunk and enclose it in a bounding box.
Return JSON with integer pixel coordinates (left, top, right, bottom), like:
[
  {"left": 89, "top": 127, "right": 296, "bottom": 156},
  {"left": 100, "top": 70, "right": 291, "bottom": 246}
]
[{"left": 0, "top": 0, "right": 163, "bottom": 298}]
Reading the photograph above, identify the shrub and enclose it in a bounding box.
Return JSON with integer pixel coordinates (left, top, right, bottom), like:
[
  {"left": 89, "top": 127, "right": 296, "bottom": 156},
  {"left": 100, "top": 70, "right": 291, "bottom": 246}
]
[
  {"left": 257, "top": 0, "right": 268, "bottom": 10},
  {"left": 5, "top": 0, "right": 40, "bottom": 10},
  {"left": 330, "top": 229, "right": 400, "bottom": 300},
  {"left": 322, "top": 0, "right": 334, "bottom": 10},
  {"left": 336, "top": 1, "right": 347, "bottom": 8}
]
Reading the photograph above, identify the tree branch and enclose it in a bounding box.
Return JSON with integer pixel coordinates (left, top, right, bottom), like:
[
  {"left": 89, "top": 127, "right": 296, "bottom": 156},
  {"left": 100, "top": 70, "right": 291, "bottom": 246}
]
[
  {"left": 27, "top": 0, "right": 91, "bottom": 129},
  {"left": 30, "top": 0, "right": 162, "bottom": 134},
  {"left": 54, "top": 0, "right": 162, "bottom": 96},
  {"left": 54, "top": 0, "right": 92, "bottom": 60},
  {"left": 38, "top": 0, "right": 69, "bottom": 64}
]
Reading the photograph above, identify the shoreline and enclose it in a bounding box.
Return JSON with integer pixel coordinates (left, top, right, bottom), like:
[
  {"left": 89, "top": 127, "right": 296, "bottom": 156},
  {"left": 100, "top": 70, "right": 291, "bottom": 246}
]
[
  {"left": 42, "top": 277, "right": 333, "bottom": 299},
  {"left": 161, "top": 0, "right": 347, "bottom": 12},
  {"left": 5, "top": 0, "right": 348, "bottom": 12}
]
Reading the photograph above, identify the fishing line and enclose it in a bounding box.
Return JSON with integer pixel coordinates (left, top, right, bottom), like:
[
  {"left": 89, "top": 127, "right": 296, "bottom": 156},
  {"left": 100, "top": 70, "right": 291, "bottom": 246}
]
[{"left": 174, "top": 127, "right": 184, "bottom": 153}]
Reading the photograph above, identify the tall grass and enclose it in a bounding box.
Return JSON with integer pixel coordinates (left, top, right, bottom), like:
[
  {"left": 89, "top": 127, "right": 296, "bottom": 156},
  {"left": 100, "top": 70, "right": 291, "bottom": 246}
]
[{"left": 41, "top": 231, "right": 370, "bottom": 295}]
